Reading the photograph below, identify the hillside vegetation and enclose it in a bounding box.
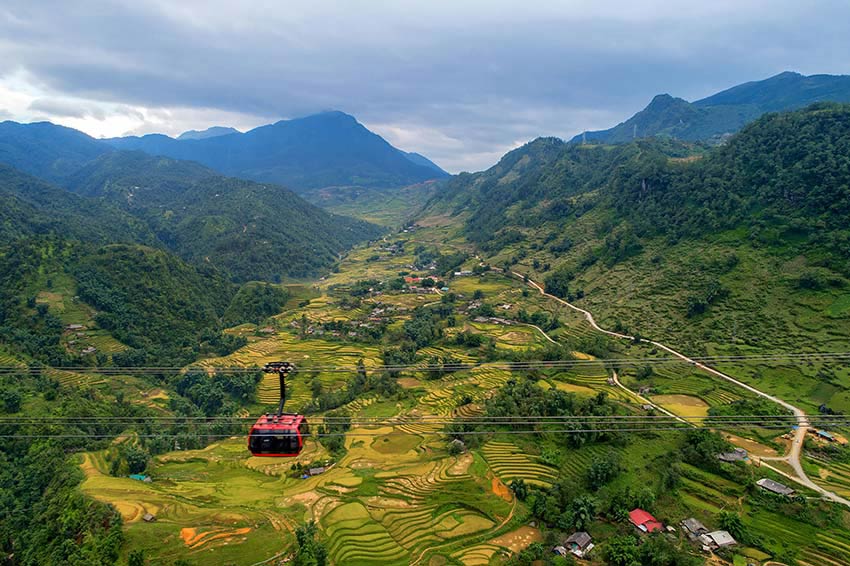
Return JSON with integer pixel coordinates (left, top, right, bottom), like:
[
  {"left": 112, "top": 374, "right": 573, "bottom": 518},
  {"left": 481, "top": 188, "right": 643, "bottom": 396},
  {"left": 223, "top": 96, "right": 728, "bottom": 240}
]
[{"left": 425, "top": 103, "right": 850, "bottom": 410}]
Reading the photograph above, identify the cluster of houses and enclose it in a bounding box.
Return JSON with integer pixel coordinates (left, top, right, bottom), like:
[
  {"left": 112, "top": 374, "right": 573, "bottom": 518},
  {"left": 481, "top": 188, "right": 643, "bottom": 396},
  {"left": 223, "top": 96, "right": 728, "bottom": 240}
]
[
  {"left": 65, "top": 324, "right": 98, "bottom": 355},
  {"left": 553, "top": 507, "right": 740, "bottom": 560},
  {"left": 680, "top": 518, "right": 737, "bottom": 551}
]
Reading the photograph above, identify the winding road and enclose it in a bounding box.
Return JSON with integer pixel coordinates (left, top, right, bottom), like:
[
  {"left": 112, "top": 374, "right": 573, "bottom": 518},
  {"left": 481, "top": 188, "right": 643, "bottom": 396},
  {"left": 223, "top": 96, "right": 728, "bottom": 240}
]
[{"left": 512, "top": 271, "right": 850, "bottom": 508}]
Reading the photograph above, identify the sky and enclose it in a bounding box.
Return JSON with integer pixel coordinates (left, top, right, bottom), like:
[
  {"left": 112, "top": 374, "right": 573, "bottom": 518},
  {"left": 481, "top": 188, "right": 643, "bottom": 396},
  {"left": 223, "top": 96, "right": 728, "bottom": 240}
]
[{"left": 1, "top": 0, "right": 849, "bottom": 173}]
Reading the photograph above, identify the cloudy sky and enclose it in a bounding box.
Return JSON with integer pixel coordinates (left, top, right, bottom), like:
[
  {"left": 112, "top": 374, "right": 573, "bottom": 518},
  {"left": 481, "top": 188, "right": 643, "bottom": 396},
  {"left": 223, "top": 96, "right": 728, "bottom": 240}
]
[{"left": 1, "top": 0, "right": 848, "bottom": 172}]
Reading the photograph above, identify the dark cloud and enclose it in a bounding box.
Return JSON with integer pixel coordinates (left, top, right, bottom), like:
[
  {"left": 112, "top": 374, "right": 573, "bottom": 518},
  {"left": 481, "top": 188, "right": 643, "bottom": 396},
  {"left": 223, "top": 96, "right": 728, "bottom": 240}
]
[{"left": 1, "top": 0, "right": 849, "bottom": 171}]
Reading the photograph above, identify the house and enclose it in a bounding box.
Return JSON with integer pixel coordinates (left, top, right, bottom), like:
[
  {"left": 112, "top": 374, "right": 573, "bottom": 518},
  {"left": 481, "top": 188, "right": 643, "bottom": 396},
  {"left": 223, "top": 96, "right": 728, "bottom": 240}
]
[
  {"left": 681, "top": 518, "right": 708, "bottom": 538},
  {"left": 553, "top": 545, "right": 568, "bottom": 557},
  {"left": 717, "top": 447, "right": 748, "bottom": 462},
  {"left": 450, "top": 438, "right": 467, "bottom": 453},
  {"left": 640, "top": 404, "right": 655, "bottom": 411},
  {"left": 756, "top": 478, "right": 795, "bottom": 496},
  {"left": 259, "top": 326, "right": 275, "bottom": 334},
  {"left": 128, "top": 474, "right": 151, "bottom": 482},
  {"left": 142, "top": 513, "right": 156, "bottom": 523},
  {"left": 66, "top": 324, "right": 85, "bottom": 331},
  {"left": 308, "top": 467, "right": 325, "bottom": 476},
  {"left": 628, "top": 508, "right": 663, "bottom": 533},
  {"left": 698, "top": 530, "right": 737, "bottom": 549},
  {"left": 404, "top": 276, "right": 421, "bottom": 284},
  {"left": 816, "top": 430, "right": 835, "bottom": 442},
  {"left": 563, "top": 531, "right": 593, "bottom": 557},
  {"left": 81, "top": 346, "right": 97, "bottom": 355}
]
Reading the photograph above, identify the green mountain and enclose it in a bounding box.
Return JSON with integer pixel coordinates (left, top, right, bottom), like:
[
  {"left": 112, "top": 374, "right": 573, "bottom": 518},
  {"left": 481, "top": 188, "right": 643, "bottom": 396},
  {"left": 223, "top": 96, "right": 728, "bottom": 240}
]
[
  {"left": 574, "top": 71, "right": 850, "bottom": 144},
  {"left": 0, "top": 163, "right": 155, "bottom": 245},
  {"left": 0, "top": 120, "right": 111, "bottom": 183},
  {"left": 65, "top": 151, "right": 384, "bottom": 281},
  {"left": 105, "top": 111, "right": 448, "bottom": 191},
  {"left": 426, "top": 103, "right": 850, "bottom": 390}
]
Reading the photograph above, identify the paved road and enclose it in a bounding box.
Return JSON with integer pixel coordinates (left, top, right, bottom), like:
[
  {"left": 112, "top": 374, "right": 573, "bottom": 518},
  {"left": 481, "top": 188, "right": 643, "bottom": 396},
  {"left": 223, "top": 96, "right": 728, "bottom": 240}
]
[{"left": 513, "top": 271, "right": 850, "bottom": 508}]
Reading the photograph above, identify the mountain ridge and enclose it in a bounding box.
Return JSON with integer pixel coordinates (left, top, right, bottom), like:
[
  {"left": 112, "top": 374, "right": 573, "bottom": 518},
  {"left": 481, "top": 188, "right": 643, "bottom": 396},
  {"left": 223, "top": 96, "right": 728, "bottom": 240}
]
[
  {"left": 572, "top": 71, "right": 850, "bottom": 144},
  {"left": 104, "top": 110, "right": 449, "bottom": 191}
]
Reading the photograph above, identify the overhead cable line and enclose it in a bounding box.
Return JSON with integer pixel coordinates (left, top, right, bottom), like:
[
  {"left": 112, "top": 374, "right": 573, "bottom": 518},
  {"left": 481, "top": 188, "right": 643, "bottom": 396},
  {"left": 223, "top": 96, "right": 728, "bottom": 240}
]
[{"left": 0, "top": 351, "right": 849, "bottom": 375}]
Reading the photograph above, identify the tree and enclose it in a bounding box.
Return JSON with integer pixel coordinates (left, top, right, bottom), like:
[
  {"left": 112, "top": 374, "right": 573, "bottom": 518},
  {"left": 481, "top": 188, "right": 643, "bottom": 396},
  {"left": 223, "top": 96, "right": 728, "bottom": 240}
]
[
  {"left": 717, "top": 510, "right": 747, "bottom": 543},
  {"left": 0, "top": 389, "right": 22, "bottom": 413},
  {"left": 128, "top": 550, "right": 146, "bottom": 566},
  {"left": 124, "top": 446, "right": 150, "bottom": 474},
  {"left": 603, "top": 535, "right": 639, "bottom": 566},
  {"left": 509, "top": 478, "right": 529, "bottom": 501},
  {"left": 565, "top": 494, "right": 597, "bottom": 531},
  {"left": 587, "top": 451, "right": 620, "bottom": 489},
  {"left": 292, "top": 521, "right": 327, "bottom": 566}
]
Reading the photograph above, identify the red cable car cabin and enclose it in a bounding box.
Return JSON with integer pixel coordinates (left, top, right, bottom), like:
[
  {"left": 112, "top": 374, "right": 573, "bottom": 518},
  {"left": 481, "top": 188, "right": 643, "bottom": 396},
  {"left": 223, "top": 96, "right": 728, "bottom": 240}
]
[{"left": 248, "top": 414, "right": 309, "bottom": 457}]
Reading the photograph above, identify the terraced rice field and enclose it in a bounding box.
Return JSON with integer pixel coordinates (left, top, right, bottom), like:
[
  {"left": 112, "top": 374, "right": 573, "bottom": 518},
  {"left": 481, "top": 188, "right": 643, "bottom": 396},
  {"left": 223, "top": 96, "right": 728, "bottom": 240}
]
[
  {"left": 451, "top": 543, "right": 504, "bottom": 565},
  {"left": 323, "top": 502, "right": 408, "bottom": 565},
  {"left": 0, "top": 350, "right": 24, "bottom": 367},
  {"left": 46, "top": 367, "right": 105, "bottom": 387},
  {"left": 559, "top": 444, "right": 622, "bottom": 479},
  {"left": 481, "top": 441, "right": 557, "bottom": 486},
  {"left": 626, "top": 365, "right": 746, "bottom": 407},
  {"left": 750, "top": 512, "right": 850, "bottom": 566},
  {"left": 549, "top": 368, "right": 634, "bottom": 403},
  {"left": 378, "top": 457, "right": 473, "bottom": 503},
  {"left": 810, "top": 459, "right": 850, "bottom": 497},
  {"left": 87, "top": 332, "right": 129, "bottom": 354},
  {"left": 378, "top": 505, "right": 494, "bottom": 558}
]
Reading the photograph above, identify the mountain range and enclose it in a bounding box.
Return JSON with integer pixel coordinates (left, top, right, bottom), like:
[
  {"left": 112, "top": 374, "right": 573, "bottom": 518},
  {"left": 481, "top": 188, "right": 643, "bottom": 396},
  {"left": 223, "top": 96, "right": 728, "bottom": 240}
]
[
  {"left": 573, "top": 71, "right": 850, "bottom": 144},
  {"left": 105, "top": 111, "right": 448, "bottom": 191},
  {"left": 0, "top": 120, "right": 385, "bottom": 281}
]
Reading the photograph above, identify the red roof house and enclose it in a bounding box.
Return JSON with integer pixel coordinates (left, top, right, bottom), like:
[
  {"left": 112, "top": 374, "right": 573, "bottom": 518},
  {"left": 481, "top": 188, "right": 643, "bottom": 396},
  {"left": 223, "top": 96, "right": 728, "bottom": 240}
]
[{"left": 629, "top": 508, "right": 663, "bottom": 533}]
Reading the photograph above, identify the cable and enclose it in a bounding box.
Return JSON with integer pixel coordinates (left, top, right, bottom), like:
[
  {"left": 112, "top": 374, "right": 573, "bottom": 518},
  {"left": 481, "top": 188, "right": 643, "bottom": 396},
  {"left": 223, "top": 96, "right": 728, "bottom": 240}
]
[
  {"left": 0, "top": 350, "right": 849, "bottom": 375},
  {"left": 0, "top": 421, "right": 846, "bottom": 440},
  {"left": 0, "top": 413, "right": 841, "bottom": 423}
]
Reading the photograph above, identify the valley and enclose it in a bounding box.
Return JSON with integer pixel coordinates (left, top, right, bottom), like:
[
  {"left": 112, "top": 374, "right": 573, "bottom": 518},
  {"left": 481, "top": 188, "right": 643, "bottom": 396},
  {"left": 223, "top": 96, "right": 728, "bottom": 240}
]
[
  {"left": 44, "top": 216, "right": 850, "bottom": 566},
  {"left": 1, "top": 84, "right": 850, "bottom": 566}
]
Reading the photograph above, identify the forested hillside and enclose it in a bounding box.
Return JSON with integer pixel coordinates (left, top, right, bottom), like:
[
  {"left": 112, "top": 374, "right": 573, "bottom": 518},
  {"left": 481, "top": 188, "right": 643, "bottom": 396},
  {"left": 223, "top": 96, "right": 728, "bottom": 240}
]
[
  {"left": 0, "top": 120, "right": 111, "bottom": 183},
  {"left": 63, "top": 151, "right": 384, "bottom": 280},
  {"left": 0, "top": 122, "right": 385, "bottom": 281},
  {"left": 105, "top": 111, "right": 448, "bottom": 191},
  {"left": 0, "top": 164, "right": 155, "bottom": 245},
  {"left": 425, "top": 104, "right": 850, "bottom": 403}
]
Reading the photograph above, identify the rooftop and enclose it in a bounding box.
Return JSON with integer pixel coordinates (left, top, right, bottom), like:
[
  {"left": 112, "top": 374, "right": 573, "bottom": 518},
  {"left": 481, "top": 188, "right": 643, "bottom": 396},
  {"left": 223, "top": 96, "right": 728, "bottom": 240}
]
[{"left": 756, "top": 478, "right": 795, "bottom": 495}]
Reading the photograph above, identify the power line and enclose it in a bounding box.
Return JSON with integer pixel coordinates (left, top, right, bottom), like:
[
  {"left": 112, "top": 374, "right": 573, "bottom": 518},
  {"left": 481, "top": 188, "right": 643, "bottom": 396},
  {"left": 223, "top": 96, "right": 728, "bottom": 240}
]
[
  {"left": 0, "top": 351, "right": 848, "bottom": 375},
  {"left": 0, "top": 413, "right": 845, "bottom": 423},
  {"left": 0, "top": 421, "right": 847, "bottom": 440}
]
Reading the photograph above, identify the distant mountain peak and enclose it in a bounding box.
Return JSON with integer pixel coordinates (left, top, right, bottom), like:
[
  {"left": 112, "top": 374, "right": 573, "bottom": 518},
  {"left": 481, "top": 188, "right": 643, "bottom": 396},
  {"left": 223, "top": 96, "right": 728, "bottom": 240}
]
[
  {"left": 573, "top": 71, "right": 850, "bottom": 145},
  {"left": 104, "top": 110, "right": 448, "bottom": 191},
  {"left": 177, "top": 126, "right": 239, "bottom": 140}
]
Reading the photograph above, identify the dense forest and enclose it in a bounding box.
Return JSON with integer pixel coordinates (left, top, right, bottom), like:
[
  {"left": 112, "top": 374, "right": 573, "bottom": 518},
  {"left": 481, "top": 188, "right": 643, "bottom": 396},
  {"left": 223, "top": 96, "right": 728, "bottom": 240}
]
[
  {"left": 429, "top": 103, "right": 850, "bottom": 274},
  {"left": 0, "top": 123, "right": 384, "bottom": 282}
]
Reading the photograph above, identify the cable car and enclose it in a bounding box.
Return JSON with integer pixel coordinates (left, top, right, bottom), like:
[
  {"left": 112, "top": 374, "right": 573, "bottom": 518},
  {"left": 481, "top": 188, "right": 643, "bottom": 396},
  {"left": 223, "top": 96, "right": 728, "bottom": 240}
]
[
  {"left": 248, "top": 413, "right": 309, "bottom": 457},
  {"left": 248, "top": 361, "right": 309, "bottom": 457}
]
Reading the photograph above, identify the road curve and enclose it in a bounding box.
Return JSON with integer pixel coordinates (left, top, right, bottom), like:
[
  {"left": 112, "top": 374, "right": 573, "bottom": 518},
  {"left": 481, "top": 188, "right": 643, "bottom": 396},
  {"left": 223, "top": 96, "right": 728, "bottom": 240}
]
[{"left": 512, "top": 272, "right": 850, "bottom": 508}]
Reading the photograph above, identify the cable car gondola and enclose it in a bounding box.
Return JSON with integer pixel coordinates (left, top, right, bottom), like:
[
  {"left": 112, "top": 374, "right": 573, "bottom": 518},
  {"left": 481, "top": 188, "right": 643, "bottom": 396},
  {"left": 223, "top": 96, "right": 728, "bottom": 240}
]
[{"left": 248, "top": 362, "right": 309, "bottom": 457}]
